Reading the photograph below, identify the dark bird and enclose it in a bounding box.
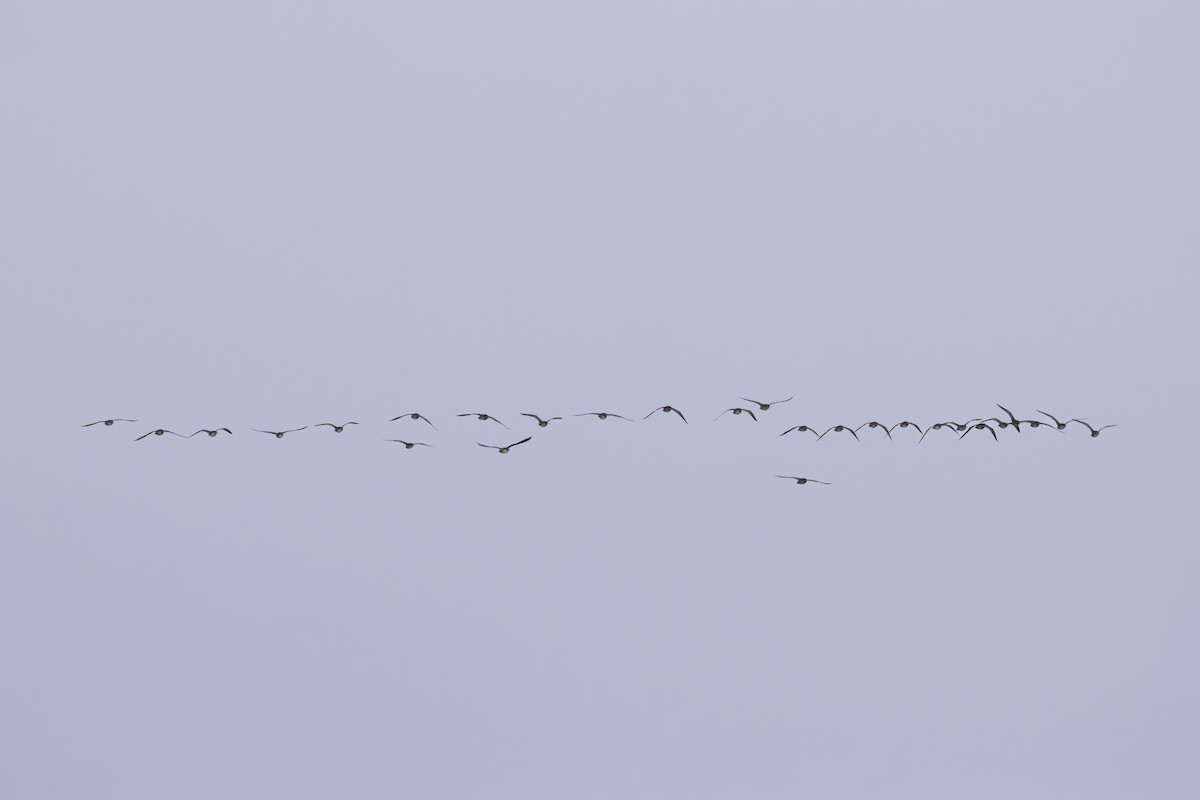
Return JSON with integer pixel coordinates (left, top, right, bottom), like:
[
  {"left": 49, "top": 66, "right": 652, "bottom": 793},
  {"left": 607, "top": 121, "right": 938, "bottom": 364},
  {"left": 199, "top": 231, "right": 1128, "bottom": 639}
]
[
  {"left": 855, "top": 421, "right": 893, "bottom": 440},
  {"left": 740, "top": 396, "right": 793, "bottom": 411},
  {"left": 1073, "top": 419, "right": 1118, "bottom": 437},
  {"left": 960, "top": 422, "right": 999, "bottom": 442},
  {"left": 134, "top": 429, "right": 184, "bottom": 441},
  {"left": 521, "top": 413, "right": 562, "bottom": 427},
  {"left": 391, "top": 412, "right": 438, "bottom": 429},
  {"left": 995, "top": 404, "right": 1023, "bottom": 432},
  {"left": 887, "top": 420, "right": 924, "bottom": 436},
  {"left": 644, "top": 405, "right": 688, "bottom": 423},
  {"left": 818, "top": 425, "right": 860, "bottom": 441},
  {"left": 189, "top": 428, "right": 233, "bottom": 437},
  {"left": 83, "top": 419, "right": 137, "bottom": 427},
  {"left": 385, "top": 439, "right": 432, "bottom": 449},
  {"left": 458, "top": 413, "right": 510, "bottom": 429},
  {"left": 478, "top": 436, "right": 532, "bottom": 454},
  {"left": 315, "top": 422, "right": 358, "bottom": 432},
  {"left": 919, "top": 422, "right": 974, "bottom": 442},
  {"left": 715, "top": 407, "right": 757, "bottom": 421},
  {"left": 776, "top": 475, "right": 831, "bottom": 485},
  {"left": 779, "top": 425, "right": 819, "bottom": 438},
  {"left": 574, "top": 412, "right": 632, "bottom": 421},
  {"left": 254, "top": 428, "right": 307, "bottom": 438},
  {"left": 1037, "top": 410, "right": 1070, "bottom": 430}
]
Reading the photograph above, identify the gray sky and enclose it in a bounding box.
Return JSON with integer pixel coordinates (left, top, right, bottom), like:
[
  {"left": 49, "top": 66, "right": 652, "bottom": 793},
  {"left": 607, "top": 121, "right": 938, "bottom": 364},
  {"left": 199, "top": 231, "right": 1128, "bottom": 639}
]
[{"left": 2, "top": 1, "right": 1197, "bottom": 797}]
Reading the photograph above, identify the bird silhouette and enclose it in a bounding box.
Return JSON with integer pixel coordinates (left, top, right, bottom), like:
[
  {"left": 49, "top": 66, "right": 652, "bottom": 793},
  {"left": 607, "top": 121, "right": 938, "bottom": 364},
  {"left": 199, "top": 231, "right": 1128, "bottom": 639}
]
[
  {"left": 887, "top": 420, "right": 924, "bottom": 437},
  {"left": 818, "top": 425, "right": 860, "bottom": 441},
  {"left": 644, "top": 405, "right": 688, "bottom": 423},
  {"left": 779, "top": 425, "right": 819, "bottom": 438},
  {"left": 315, "top": 422, "right": 357, "bottom": 432},
  {"left": 458, "top": 413, "right": 510, "bottom": 429},
  {"left": 391, "top": 412, "right": 438, "bottom": 429},
  {"left": 574, "top": 412, "right": 632, "bottom": 421},
  {"left": 740, "top": 396, "right": 793, "bottom": 411},
  {"left": 83, "top": 419, "right": 137, "bottom": 427},
  {"left": 385, "top": 439, "right": 432, "bottom": 449},
  {"left": 189, "top": 428, "right": 233, "bottom": 437},
  {"left": 855, "top": 421, "right": 893, "bottom": 440},
  {"left": 478, "top": 436, "right": 532, "bottom": 454},
  {"left": 715, "top": 407, "right": 757, "bottom": 421},
  {"left": 776, "top": 475, "right": 831, "bottom": 485},
  {"left": 960, "top": 422, "right": 999, "bottom": 442},
  {"left": 253, "top": 428, "right": 307, "bottom": 438},
  {"left": 1073, "top": 419, "right": 1118, "bottom": 437},
  {"left": 134, "top": 429, "right": 184, "bottom": 441},
  {"left": 1036, "top": 410, "right": 1070, "bottom": 430},
  {"left": 521, "top": 413, "right": 562, "bottom": 427}
]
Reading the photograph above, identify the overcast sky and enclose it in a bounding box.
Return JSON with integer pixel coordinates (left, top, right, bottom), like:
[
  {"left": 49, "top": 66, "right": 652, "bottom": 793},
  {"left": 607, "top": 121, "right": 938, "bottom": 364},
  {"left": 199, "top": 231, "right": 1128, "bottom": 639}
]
[{"left": 2, "top": 1, "right": 1197, "bottom": 797}]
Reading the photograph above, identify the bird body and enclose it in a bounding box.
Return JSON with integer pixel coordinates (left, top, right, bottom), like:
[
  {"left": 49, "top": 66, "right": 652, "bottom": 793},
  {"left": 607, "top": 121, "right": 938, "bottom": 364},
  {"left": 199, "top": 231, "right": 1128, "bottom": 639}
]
[
  {"left": 740, "top": 396, "right": 793, "bottom": 411},
  {"left": 716, "top": 407, "right": 757, "bottom": 421},
  {"left": 189, "top": 428, "right": 233, "bottom": 437},
  {"left": 385, "top": 439, "right": 432, "bottom": 449},
  {"left": 644, "top": 405, "right": 688, "bottom": 423},
  {"left": 574, "top": 412, "right": 631, "bottom": 421},
  {"left": 458, "top": 413, "right": 510, "bottom": 429},
  {"left": 776, "top": 475, "right": 831, "bottom": 485},
  {"left": 315, "top": 422, "right": 358, "bottom": 432},
  {"left": 83, "top": 419, "right": 137, "bottom": 427},
  {"left": 134, "top": 429, "right": 183, "bottom": 441},
  {"left": 521, "top": 413, "right": 562, "bottom": 427},
  {"left": 254, "top": 428, "right": 307, "bottom": 438},
  {"left": 478, "top": 437, "right": 532, "bottom": 454},
  {"left": 391, "top": 413, "right": 438, "bottom": 429}
]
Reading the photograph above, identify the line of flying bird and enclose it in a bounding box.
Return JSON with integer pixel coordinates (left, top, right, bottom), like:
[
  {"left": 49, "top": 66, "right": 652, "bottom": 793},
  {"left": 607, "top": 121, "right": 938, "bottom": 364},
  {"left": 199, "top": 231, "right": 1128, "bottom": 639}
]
[{"left": 83, "top": 401, "right": 1116, "bottom": 486}]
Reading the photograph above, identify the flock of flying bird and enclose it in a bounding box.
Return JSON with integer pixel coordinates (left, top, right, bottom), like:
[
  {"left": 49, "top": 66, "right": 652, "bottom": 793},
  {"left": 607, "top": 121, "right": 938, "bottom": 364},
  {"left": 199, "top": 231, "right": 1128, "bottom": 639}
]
[{"left": 83, "top": 399, "right": 1116, "bottom": 487}]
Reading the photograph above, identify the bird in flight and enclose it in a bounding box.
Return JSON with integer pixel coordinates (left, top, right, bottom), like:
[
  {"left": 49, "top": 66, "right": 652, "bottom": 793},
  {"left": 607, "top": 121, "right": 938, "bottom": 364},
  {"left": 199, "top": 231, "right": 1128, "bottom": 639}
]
[
  {"left": 888, "top": 420, "right": 924, "bottom": 436},
  {"left": 779, "top": 424, "right": 819, "bottom": 438},
  {"left": 385, "top": 439, "right": 432, "bottom": 449},
  {"left": 995, "top": 404, "right": 1024, "bottom": 432},
  {"left": 960, "top": 422, "right": 999, "bottom": 442},
  {"left": 855, "top": 421, "right": 893, "bottom": 439},
  {"left": 740, "top": 396, "right": 792, "bottom": 411},
  {"left": 818, "top": 425, "right": 860, "bottom": 441},
  {"left": 134, "top": 429, "right": 184, "bottom": 441},
  {"left": 1073, "top": 419, "right": 1118, "bottom": 437},
  {"left": 521, "top": 413, "right": 562, "bottom": 428},
  {"left": 458, "top": 413, "right": 510, "bottom": 429},
  {"left": 315, "top": 422, "right": 358, "bottom": 432},
  {"left": 189, "top": 428, "right": 233, "bottom": 437},
  {"left": 715, "top": 407, "right": 757, "bottom": 421},
  {"left": 644, "top": 405, "right": 688, "bottom": 423},
  {"left": 919, "top": 421, "right": 974, "bottom": 442},
  {"left": 391, "top": 412, "right": 438, "bottom": 429},
  {"left": 776, "top": 475, "right": 831, "bottom": 485},
  {"left": 83, "top": 419, "right": 137, "bottom": 427},
  {"left": 574, "top": 412, "right": 632, "bottom": 421},
  {"left": 1036, "top": 410, "right": 1070, "bottom": 430},
  {"left": 478, "top": 436, "right": 532, "bottom": 454},
  {"left": 254, "top": 428, "right": 307, "bottom": 438}
]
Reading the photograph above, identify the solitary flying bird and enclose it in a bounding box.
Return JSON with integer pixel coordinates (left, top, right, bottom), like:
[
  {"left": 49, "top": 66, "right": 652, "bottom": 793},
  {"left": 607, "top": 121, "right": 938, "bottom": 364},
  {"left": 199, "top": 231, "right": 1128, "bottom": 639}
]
[
  {"left": 83, "top": 419, "right": 137, "bottom": 427},
  {"left": 521, "top": 413, "right": 562, "bottom": 427},
  {"left": 385, "top": 439, "right": 432, "bottom": 449},
  {"left": 818, "top": 425, "right": 860, "bottom": 441},
  {"left": 776, "top": 475, "right": 831, "bottom": 485},
  {"left": 715, "top": 407, "right": 757, "bottom": 421},
  {"left": 855, "top": 421, "right": 893, "bottom": 440},
  {"left": 740, "top": 396, "right": 793, "bottom": 411},
  {"left": 254, "top": 427, "right": 307, "bottom": 438},
  {"left": 779, "top": 425, "right": 819, "bottom": 438},
  {"left": 458, "top": 413, "right": 510, "bottom": 429},
  {"left": 391, "top": 412, "right": 438, "bottom": 429},
  {"left": 887, "top": 420, "right": 924, "bottom": 436},
  {"left": 574, "top": 412, "right": 632, "bottom": 421},
  {"left": 1037, "top": 410, "right": 1070, "bottom": 430},
  {"left": 189, "top": 428, "right": 233, "bottom": 437},
  {"left": 1073, "top": 419, "right": 1118, "bottom": 437},
  {"left": 644, "top": 405, "right": 688, "bottom": 423},
  {"left": 134, "top": 429, "right": 184, "bottom": 441},
  {"left": 315, "top": 422, "right": 358, "bottom": 432},
  {"left": 478, "top": 436, "right": 532, "bottom": 454}
]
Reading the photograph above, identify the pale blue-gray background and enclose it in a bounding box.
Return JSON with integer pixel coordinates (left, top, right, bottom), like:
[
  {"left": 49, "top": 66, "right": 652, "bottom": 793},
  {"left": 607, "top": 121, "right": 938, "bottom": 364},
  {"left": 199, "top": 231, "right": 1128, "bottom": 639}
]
[{"left": 1, "top": 1, "right": 1196, "bottom": 797}]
